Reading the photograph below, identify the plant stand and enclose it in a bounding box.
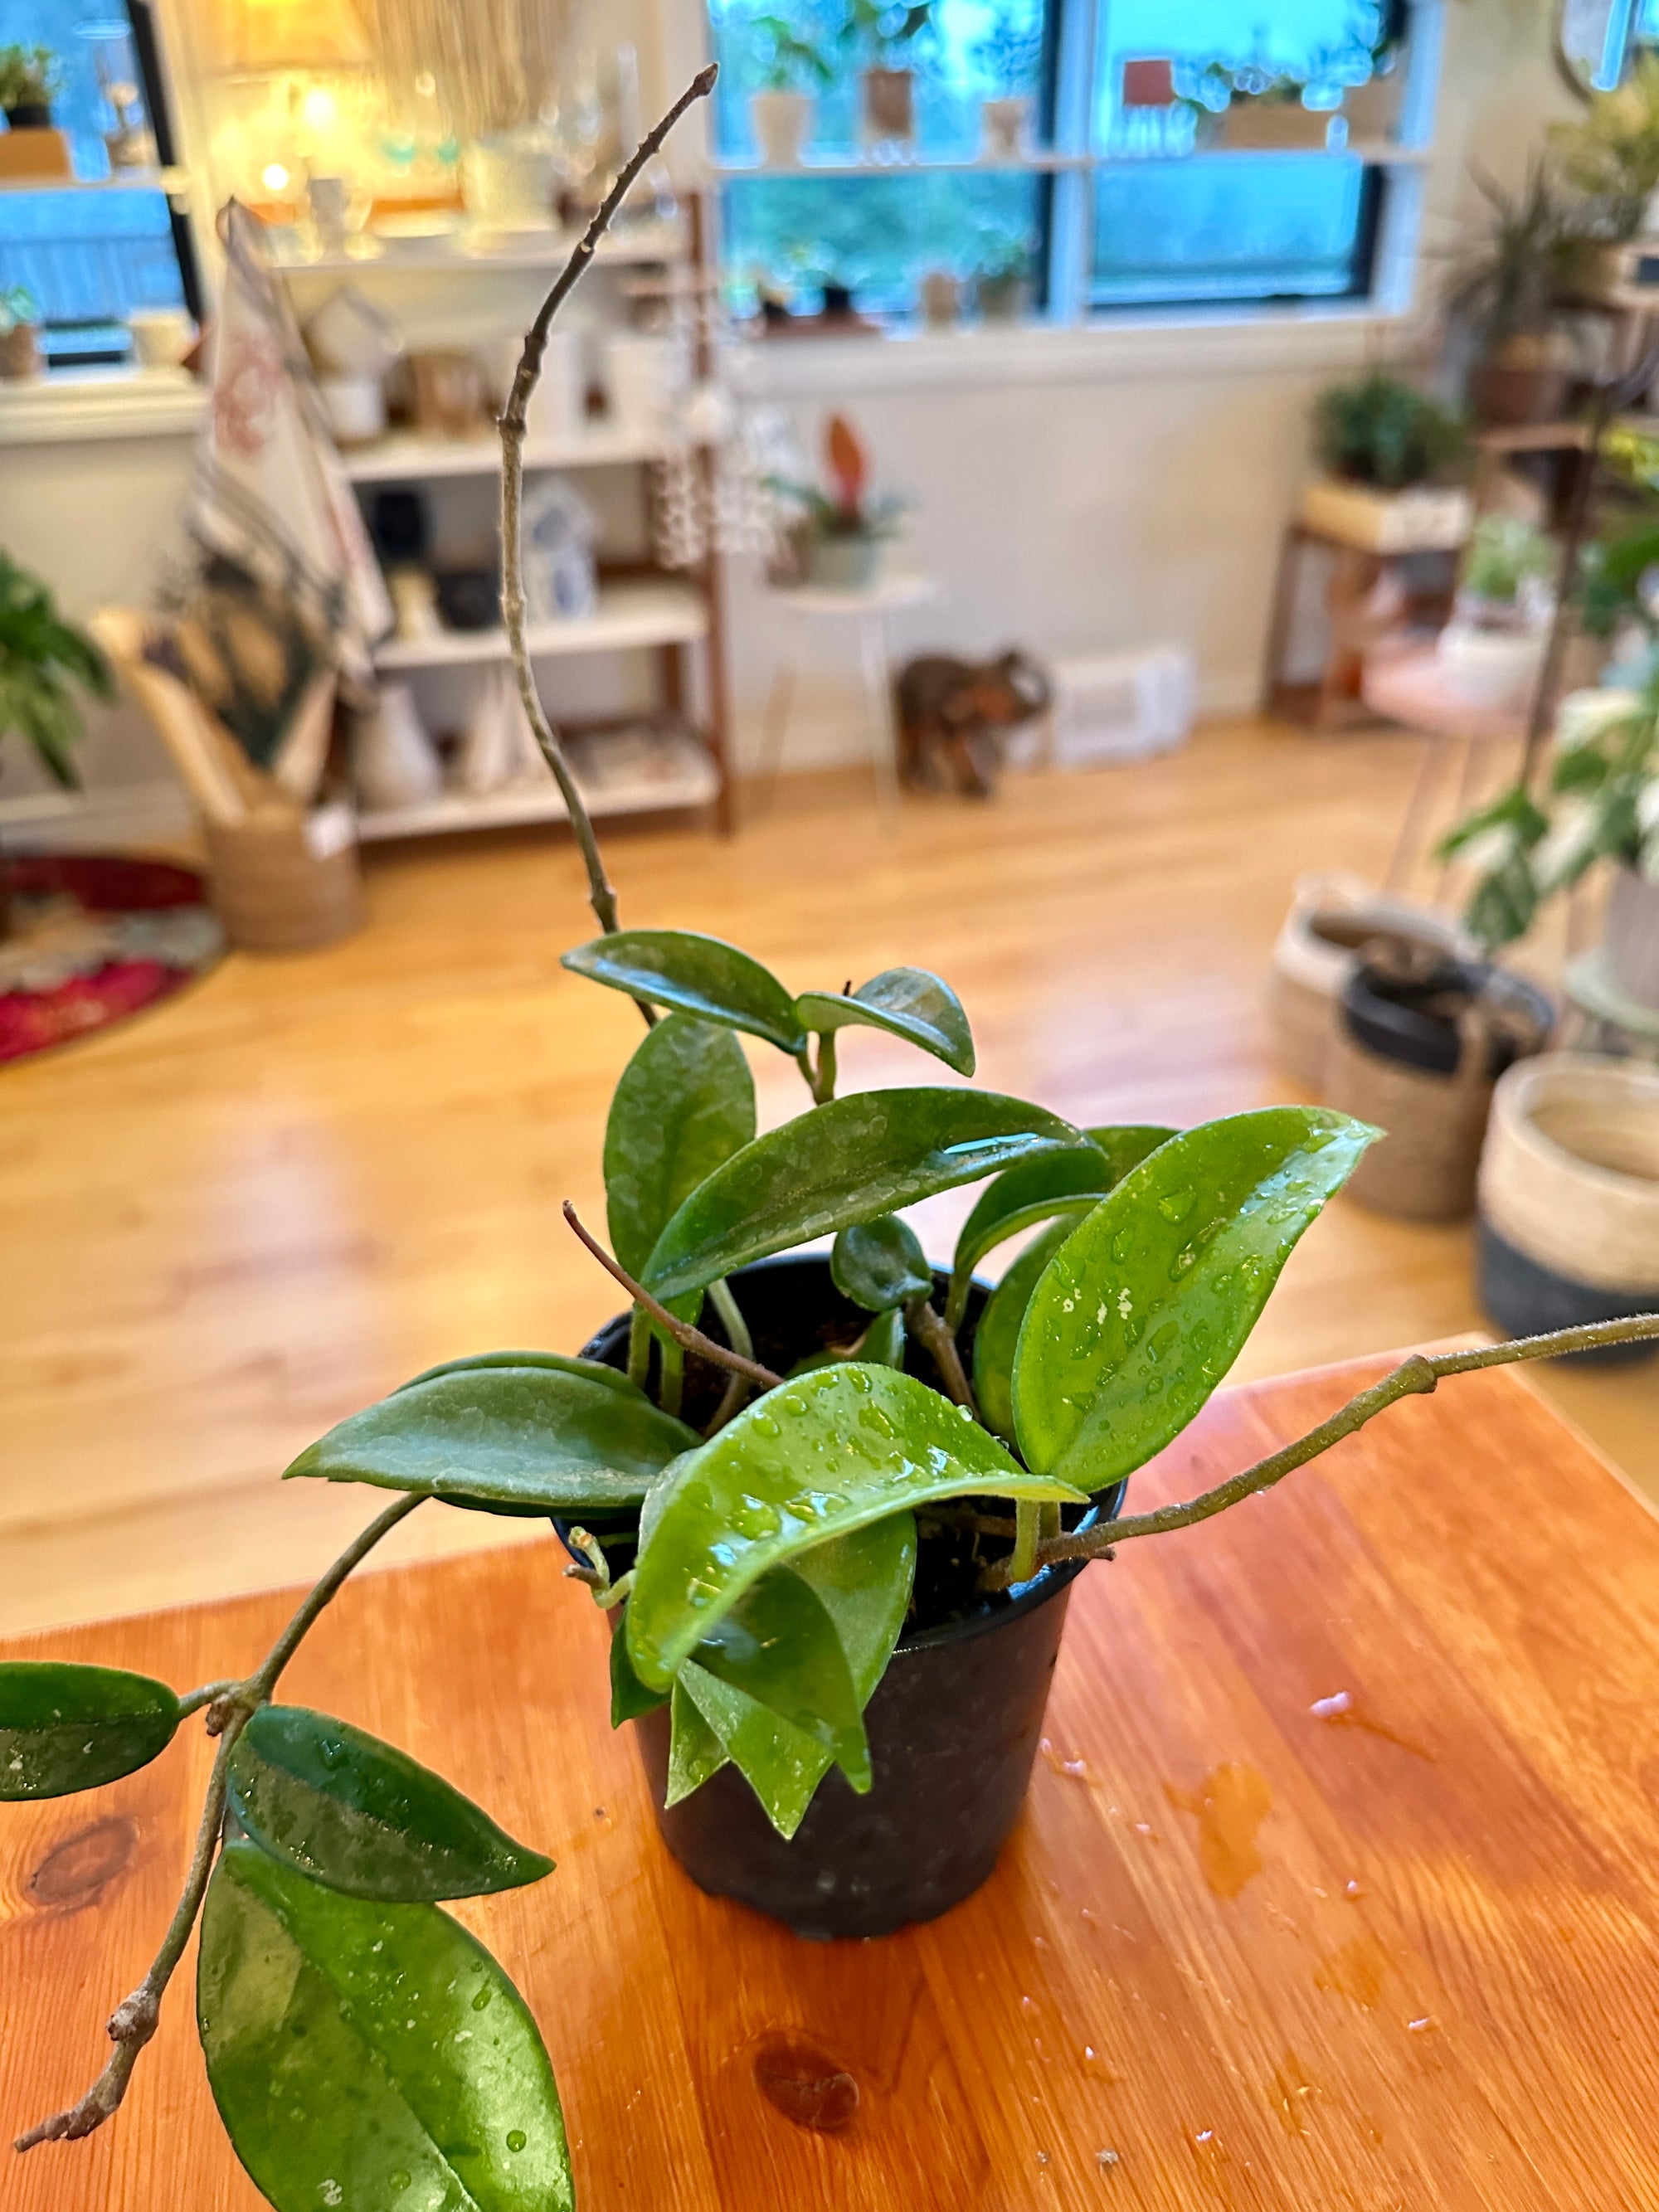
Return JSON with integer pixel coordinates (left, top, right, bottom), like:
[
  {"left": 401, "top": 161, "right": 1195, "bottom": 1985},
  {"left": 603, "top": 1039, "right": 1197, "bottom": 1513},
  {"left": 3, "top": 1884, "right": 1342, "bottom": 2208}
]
[
  {"left": 11, "top": 1355, "right": 1659, "bottom": 2208},
  {"left": 1260, "top": 520, "right": 1455, "bottom": 731},
  {"left": 753, "top": 571, "right": 937, "bottom": 824},
  {"left": 1359, "top": 644, "right": 1530, "bottom": 895}
]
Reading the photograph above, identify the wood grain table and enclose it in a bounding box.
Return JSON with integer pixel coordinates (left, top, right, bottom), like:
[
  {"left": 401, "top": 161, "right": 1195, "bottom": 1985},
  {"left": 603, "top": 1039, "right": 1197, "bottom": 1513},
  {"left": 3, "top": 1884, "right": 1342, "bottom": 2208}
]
[{"left": 5, "top": 1354, "right": 1659, "bottom": 2210}]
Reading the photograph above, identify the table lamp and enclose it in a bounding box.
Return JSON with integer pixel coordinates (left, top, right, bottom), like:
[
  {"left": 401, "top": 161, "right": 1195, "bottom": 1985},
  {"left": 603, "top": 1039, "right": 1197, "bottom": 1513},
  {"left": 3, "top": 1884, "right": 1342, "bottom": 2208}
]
[{"left": 207, "top": 0, "right": 372, "bottom": 218}]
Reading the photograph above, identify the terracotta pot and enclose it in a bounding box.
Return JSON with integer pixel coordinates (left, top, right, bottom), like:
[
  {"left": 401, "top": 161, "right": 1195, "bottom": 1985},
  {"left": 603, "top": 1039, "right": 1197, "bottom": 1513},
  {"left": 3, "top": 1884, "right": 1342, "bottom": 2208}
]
[
  {"left": 1467, "top": 358, "right": 1571, "bottom": 428},
  {"left": 581, "top": 1254, "right": 1123, "bottom": 1939},
  {"left": 750, "top": 89, "right": 814, "bottom": 166},
  {"left": 861, "top": 66, "right": 915, "bottom": 143},
  {"left": 0, "top": 322, "right": 42, "bottom": 381}
]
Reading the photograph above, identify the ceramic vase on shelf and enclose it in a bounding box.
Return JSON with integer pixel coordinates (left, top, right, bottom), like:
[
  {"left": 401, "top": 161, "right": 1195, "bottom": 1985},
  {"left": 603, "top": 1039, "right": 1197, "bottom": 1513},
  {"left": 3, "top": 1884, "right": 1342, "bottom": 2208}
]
[
  {"left": 351, "top": 685, "right": 443, "bottom": 812},
  {"left": 750, "top": 90, "right": 815, "bottom": 166},
  {"left": 1435, "top": 620, "right": 1547, "bottom": 710},
  {"left": 980, "top": 95, "right": 1031, "bottom": 158},
  {"left": 604, "top": 333, "right": 676, "bottom": 442},
  {"left": 861, "top": 66, "right": 916, "bottom": 145},
  {"left": 462, "top": 129, "right": 562, "bottom": 234}
]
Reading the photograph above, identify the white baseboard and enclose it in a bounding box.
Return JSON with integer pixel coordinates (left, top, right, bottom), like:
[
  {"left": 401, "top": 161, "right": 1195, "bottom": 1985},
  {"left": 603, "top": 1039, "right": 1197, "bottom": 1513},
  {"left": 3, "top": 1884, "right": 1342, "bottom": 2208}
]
[{"left": 0, "top": 779, "right": 194, "bottom": 851}]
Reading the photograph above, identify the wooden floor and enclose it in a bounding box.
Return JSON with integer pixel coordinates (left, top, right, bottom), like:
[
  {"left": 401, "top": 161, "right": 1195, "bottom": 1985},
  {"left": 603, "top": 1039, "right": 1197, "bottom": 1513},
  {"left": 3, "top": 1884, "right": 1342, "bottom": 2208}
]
[{"left": 4, "top": 719, "right": 1655, "bottom": 1636}]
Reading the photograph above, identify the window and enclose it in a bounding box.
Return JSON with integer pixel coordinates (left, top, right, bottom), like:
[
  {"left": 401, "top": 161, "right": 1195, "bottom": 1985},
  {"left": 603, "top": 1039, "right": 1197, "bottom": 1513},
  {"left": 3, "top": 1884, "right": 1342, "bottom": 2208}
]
[
  {"left": 0, "top": 2, "right": 197, "bottom": 368},
  {"left": 707, "top": 0, "right": 1426, "bottom": 328}
]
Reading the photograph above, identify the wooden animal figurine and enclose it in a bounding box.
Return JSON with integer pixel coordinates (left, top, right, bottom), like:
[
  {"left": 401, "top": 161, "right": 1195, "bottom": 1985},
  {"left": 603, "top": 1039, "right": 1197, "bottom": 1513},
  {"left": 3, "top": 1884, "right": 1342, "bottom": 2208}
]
[{"left": 895, "top": 649, "right": 1052, "bottom": 797}]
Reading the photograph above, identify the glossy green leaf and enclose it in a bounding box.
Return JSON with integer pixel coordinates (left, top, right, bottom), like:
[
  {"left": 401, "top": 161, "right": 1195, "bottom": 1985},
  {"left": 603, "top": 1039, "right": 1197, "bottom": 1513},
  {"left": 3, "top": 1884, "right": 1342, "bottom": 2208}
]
[
  {"left": 795, "top": 966, "right": 975, "bottom": 1075},
  {"left": 1087, "top": 1122, "right": 1178, "bottom": 1184},
  {"left": 665, "top": 1679, "right": 727, "bottom": 1805},
  {"left": 285, "top": 1364, "right": 698, "bottom": 1514},
  {"left": 604, "top": 1012, "right": 757, "bottom": 1277},
  {"left": 641, "top": 1087, "right": 1086, "bottom": 1304},
  {"left": 611, "top": 1610, "right": 669, "bottom": 1725},
  {"left": 677, "top": 1511, "right": 917, "bottom": 1837},
  {"left": 946, "top": 1124, "right": 1176, "bottom": 1327},
  {"left": 1013, "top": 1106, "right": 1378, "bottom": 1493},
  {"left": 562, "top": 927, "right": 805, "bottom": 1053},
  {"left": 973, "top": 1218, "right": 1078, "bottom": 1442},
  {"left": 831, "top": 1215, "right": 932, "bottom": 1312},
  {"left": 0, "top": 1661, "right": 182, "bottom": 1801},
  {"left": 690, "top": 1567, "right": 871, "bottom": 1789},
  {"left": 786, "top": 1303, "right": 907, "bottom": 1377},
  {"left": 626, "top": 1362, "right": 1084, "bottom": 1690},
  {"left": 198, "top": 1839, "right": 572, "bottom": 2212},
  {"left": 396, "top": 1348, "right": 641, "bottom": 1398},
  {"left": 227, "top": 1707, "right": 552, "bottom": 1903}
]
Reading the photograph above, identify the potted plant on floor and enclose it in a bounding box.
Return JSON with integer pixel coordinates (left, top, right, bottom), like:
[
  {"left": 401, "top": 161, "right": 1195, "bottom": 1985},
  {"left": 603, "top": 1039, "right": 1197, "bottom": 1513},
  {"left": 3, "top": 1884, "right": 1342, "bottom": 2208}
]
[
  {"left": 1301, "top": 372, "right": 1472, "bottom": 552},
  {"left": 0, "top": 549, "right": 110, "bottom": 939},
  {"left": 769, "top": 411, "right": 904, "bottom": 588},
  {"left": 748, "top": 13, "right": 832, "bottom": 166},
  {"left": 843, "top": 0, "right": 932, "bottom": 147},
  {"left": 8, "top": 67, "right": 1659, "bottom": 2212},
  {"left": 1435, "top": 513, "right": 1556, "bottom": 709},
  {"left": 1444, "top": 163, "right": 1582, "bottom": 428}
]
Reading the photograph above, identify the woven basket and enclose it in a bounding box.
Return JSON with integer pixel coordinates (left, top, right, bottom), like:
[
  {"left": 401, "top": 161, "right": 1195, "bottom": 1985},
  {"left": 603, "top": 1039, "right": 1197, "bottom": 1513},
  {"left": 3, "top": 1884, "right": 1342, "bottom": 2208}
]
[
  {"left": 1267, "top": 873, "right": 1472, "bottom": 1096},
  {"left": 203, "top": 804, "right": 362, "bottom": 955}
]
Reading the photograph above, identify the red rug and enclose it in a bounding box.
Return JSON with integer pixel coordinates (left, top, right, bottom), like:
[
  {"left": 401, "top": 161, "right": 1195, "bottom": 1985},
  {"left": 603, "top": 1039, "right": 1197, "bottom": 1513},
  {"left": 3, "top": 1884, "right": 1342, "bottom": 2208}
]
[{"left": 0, "top": 855, "right": 225, "bottom": 1065}]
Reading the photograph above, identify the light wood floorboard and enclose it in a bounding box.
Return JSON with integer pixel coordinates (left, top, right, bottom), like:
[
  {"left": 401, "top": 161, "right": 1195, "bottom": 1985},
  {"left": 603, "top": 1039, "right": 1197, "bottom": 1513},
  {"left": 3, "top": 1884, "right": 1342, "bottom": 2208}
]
[{"left": 3, "top": 718, "right": 1652, "bottom": 1633}]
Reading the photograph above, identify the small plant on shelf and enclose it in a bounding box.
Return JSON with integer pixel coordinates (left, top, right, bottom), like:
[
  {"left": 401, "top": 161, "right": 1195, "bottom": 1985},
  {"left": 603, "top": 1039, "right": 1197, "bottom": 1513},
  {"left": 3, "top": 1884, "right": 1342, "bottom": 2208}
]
[
  {"left": 1312, "top": 372, "right": 1467, "bottom": 491},
  {"left": 0, "top": 42, "right": 59, "bottom": 124},
  {"left": 1456, "top": 513, "right": 1555, "bottom": 630},
  {"left": 7, "top": 65, "right": 1659, "bottom": 2212},
  {"left": 747, "top": 12, "right": 833, "bottom": 165}
]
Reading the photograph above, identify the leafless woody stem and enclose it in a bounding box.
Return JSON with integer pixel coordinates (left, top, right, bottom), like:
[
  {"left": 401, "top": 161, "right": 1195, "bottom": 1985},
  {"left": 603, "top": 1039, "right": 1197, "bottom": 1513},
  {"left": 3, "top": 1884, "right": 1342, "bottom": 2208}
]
[{"left": 562, "top": 1202, "right": 785, "bottom": 1392}]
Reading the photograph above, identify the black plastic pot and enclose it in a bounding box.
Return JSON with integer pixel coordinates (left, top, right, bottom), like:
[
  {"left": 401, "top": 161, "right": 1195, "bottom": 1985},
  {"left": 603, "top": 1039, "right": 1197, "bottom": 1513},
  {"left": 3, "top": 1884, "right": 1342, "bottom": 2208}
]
[
  {"left": 1340, "top": 953, "right": 1551, "bottom": 1079},
  {"left": 3, "top": 102, "right": 52, "bottom": 128},
  {"left": 1476, "top": 1218, "right": 1659, "bottom": 1367},
  {"left": 581, "top": 1253, "right": 1116, "bottom": 1940}
]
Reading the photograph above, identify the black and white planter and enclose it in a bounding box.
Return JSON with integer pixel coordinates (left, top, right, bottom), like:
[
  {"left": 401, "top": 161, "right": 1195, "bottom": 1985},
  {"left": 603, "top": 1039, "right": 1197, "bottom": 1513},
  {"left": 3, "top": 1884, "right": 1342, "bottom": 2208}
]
[
  {"left": 1477, "top": 1053, "right": 1659, "bottom": 1363},
  {"left": 583, "top": 1254, "right": 1119, "bottom": 1939}
]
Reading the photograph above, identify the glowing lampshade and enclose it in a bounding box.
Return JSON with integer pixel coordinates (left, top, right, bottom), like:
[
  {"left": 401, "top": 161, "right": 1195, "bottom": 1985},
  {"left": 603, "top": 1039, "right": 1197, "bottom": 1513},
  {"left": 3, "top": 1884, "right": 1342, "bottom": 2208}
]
[{"left": 209, "top": 0, "right": 372, "bottom": 75}]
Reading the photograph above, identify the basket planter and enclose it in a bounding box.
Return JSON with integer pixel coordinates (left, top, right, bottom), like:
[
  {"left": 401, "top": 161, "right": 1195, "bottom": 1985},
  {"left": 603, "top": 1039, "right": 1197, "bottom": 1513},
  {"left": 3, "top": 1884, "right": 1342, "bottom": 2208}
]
[
  {"left": 1267, "top": 872, "right": 1473, "bottom": 1095},
  {"left": 1477, "top": 1054, "right": 1659, "bottom": 1363},
  {"left": 202, "top": 803, "right": 362, "bottom": 955},
  {"left": 582, "top": 1255, "right": 1120, "bottom": 1939},
  {"left": 1298, "top": 475, "right": 1472, "bottom": 554},
  {"left": 1324, "top": 954, "right": 1553, "bottom": 1220},
  {"left": 861, "top": 66, "right": 915, "bottom": 143},
  {"left": 750, "top": 90, "right": 815, "bottom": 167},
  {"left": 1603, "top": 864, "right": 1659, "bottom": 1012}
]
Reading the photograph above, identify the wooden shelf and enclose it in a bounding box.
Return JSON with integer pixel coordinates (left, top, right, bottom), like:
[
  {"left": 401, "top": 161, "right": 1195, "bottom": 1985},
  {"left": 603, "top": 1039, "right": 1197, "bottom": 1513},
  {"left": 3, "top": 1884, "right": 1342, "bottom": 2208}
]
[
  {"left": 343, "top": 425, "right": 664, "bottom": 483},
  {"left": 371, "top": 581, "right": 708, "bottom": 672},
  {"left": 272, "top": 218, "right": 684, "bottom": 276},
  {"left": 355, "top": 734, "right": 719, "bottom": 841}
]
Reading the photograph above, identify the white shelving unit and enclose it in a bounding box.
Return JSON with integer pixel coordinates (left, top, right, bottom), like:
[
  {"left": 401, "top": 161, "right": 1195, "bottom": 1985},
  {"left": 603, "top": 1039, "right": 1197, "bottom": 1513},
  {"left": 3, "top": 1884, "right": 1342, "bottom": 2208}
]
[
  {"left": 270, "top": 218, "right": 684, "bottom": 278},
  {"left": 355, "top": 732, "right": 720, "bottom": 842},
  {"left": 343, "top": 425, "right": 664, "bottom": 483},
  {"left": 371, "top": 581, "right": 708, "bottom": 672}
]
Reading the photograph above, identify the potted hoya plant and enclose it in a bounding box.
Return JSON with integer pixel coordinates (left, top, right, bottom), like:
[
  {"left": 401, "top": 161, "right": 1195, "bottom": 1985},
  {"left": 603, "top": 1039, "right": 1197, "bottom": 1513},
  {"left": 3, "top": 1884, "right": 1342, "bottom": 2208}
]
[
  {"left": 0, "top": 547, "right": 109, "bottom": 938},
  {"left": 1435, "top": 513, "right": 1556, "bottom": 709},
  {"left": 747, "top": 12, "right": 832, "bottom": 166},
  {"left": 843, "top": 0, "right": 932, "bottom": 146},
  {"left": 1301, "top": 371, "right": 1472, "bottom": 552},
  {"left": 8, "top": 69, "right": 1659, "bottom": 2212}
]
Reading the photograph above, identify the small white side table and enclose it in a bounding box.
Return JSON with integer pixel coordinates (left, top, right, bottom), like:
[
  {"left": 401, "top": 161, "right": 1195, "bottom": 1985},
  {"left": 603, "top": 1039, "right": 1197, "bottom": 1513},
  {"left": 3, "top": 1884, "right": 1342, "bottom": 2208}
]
[{"left": 757, "top": 571, "right": 939, "bottom": 821}]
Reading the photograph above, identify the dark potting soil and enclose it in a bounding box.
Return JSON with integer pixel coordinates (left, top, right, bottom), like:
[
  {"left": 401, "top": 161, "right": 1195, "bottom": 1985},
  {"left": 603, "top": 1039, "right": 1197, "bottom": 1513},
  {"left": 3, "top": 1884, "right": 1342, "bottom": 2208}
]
[{"left": 581, "top": 1255, "right": 1112, "bottom": 1646}]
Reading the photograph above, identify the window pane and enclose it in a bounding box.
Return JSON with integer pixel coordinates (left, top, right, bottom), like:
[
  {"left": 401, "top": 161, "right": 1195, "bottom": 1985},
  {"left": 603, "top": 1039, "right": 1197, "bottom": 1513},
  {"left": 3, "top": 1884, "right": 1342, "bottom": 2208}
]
[
  {"left": 1090, "top": 153, "right": 1373, "bottom": 307},
  {"left": 709, "top": 0, "right": 1053, "bottom": 163},
  {"left": 722, "top": 170, "right": 1045, "bottom": 315},
  {"left": 0, "top": 1, "right": 187, "bottom": 352},
  {"left": 1095, "top": 0, "right": 1388, "bottom": 143}
]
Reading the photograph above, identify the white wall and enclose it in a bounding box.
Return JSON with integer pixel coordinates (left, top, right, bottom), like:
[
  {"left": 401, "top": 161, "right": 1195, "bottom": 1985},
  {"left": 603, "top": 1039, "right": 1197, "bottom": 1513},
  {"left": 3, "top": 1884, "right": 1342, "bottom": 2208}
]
[{"left": 0, "top": 0, "right": 1574, "bottom": 826}]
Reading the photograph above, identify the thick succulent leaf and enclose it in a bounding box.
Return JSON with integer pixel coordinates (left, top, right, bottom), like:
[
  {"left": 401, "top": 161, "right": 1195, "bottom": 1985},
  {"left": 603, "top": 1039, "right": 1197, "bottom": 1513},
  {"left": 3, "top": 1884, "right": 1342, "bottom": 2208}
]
[
  {"left": 396, "top": 1348, "right": 641, "bottom": 1398},
  {"left": 795, "top": 966, "right": 975, "bottom": 1075},
  {"left": 1087, "top": 1122, "right": 1178, "bottom": 1184},
  {"left": 625, "top": 1363, "right": 1083, "bottom": 1690},
  {"left": 604, "top": 1012, "right": 757, "bottom": 1277},
  {"left": 285, "top": 1364, "right": 698, "bottom": 1514},
  {"left": 0, "top": 1662, "right": 182, "bottom": 1801},
  {"left": 610, "top": 1611, "right": 669, "bottom": 1725},
  {"left": 831, "top": 1214, "right": 932, "bottom": 1312},
  {"left": 198, "top": 1840, "right": 572, "bottom": 2212},
  {"left": 690, "top": 1567, "right": 871, "bottom": 1790},
  {"left": 562, "top": 927, "right": 805, "bottom": 1053},
  {"left": 679, "top": 1511, "right": 917, "bottom": 1836},
  {"left": 665, "top": 1679, "right": 727, "bottom": 1805},
  {"left": 228, "top": 1706, "right": 552, "bottom": 1903},
  {"left": 1013, "top": 1107, "right": 1378, "bottom": 1493},
  {"left": 641, "top": 1087, "right": 1087, "bottom": 1304},
  {"left": 946, "top": 1125, "right": 1175, "bottom": 1327},
  {"left": 973, "top": 1218, "right": 1078, "bottom": 1442}
]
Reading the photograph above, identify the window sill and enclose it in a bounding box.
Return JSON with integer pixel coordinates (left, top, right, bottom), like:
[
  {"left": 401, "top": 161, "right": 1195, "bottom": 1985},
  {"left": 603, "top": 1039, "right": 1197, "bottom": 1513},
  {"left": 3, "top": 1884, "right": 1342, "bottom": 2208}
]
[
  {"left": 0, "top": 368, "right": 207, "bottom": 448},
  {"left": 744, "top": 303, "right": 1416, "bottom": 398}
]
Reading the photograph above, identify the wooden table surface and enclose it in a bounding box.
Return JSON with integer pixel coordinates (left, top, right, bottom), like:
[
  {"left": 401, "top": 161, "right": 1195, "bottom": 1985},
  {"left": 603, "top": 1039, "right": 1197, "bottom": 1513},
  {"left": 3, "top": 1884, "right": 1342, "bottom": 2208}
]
[{"left": 5, "top": 1353, "right": 1658, "bottom": 2210}]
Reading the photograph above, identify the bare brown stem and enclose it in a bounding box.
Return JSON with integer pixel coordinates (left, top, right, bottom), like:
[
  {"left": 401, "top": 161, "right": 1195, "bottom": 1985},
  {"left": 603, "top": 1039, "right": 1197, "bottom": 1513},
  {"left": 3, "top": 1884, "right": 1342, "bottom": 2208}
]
[
  {"left": 983, "top": 1311, "right": 1659, "bottom": 1591},
  {"left": 16, "top": 1490, "right": 423, "bottom": 2154},
  {"left": 562, "top": 1202, "right": 785, "bottom": 1392},
  {"left": 498, "top": 64, "right": 717, "bottom": 950},
  {"left": 904, "top": 1294, "right": 979, "bottom": 1417}
]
